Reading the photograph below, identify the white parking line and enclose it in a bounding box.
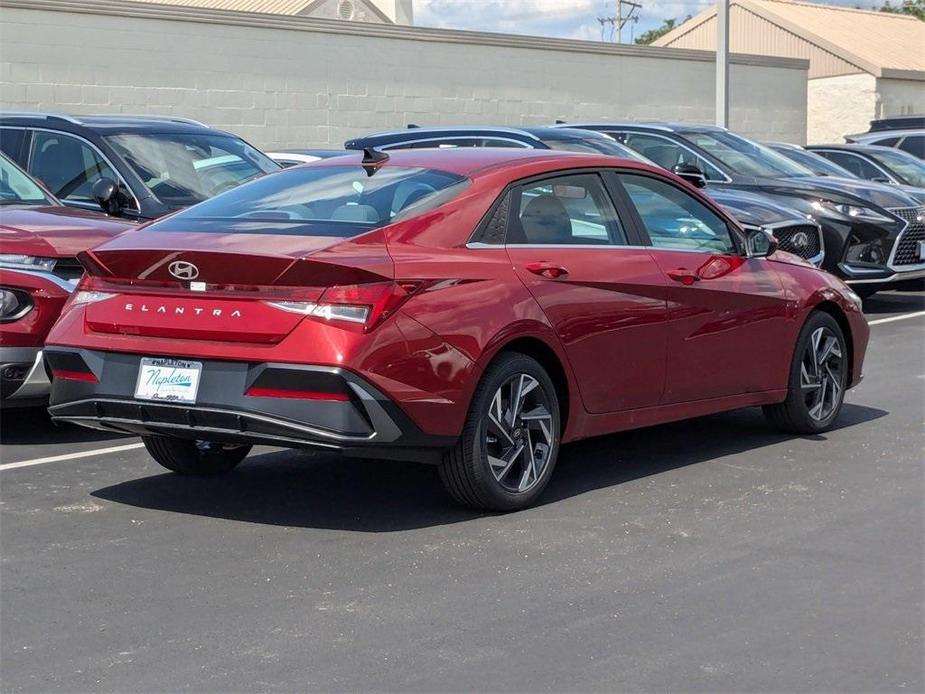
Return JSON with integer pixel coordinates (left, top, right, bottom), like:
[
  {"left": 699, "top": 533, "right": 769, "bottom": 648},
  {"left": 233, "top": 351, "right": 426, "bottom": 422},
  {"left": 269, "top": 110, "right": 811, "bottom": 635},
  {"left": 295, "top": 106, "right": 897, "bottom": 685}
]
[
  {"left": 868, "top": 310, "right": 925, "bottom": 326},
  {"left": 0, "top": 442, "right": 145, "bottom": 472}
]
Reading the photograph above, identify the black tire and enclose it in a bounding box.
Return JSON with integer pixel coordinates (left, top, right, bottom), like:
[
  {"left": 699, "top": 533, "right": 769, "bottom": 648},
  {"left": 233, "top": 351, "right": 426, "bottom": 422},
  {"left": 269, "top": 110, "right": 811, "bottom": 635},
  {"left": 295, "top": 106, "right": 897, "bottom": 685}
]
[
  {"left": 763, "top": 311, "right": 848, "bottom": 435},
  {"left": 142, "top": 435, "right": 251, "bottom": 475},
  {"left": 439, "top": 352, "right": 560, "bottom": 512}
]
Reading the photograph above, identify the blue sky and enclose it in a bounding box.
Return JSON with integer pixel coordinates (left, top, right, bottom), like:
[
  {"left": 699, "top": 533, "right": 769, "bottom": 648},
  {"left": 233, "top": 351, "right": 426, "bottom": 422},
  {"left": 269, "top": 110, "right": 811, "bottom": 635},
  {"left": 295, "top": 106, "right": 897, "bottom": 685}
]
[{"left": 413, "top": 0, "right": 884, "bottom": 42}]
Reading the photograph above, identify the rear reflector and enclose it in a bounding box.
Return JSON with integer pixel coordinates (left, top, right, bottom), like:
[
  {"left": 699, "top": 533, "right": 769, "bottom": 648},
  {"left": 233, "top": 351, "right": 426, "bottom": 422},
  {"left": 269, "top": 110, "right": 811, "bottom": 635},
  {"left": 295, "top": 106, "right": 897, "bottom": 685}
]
[
  {"left": 52, "top": 369, "right": 98, "bottom": 383},
  {"left": 245, "top": 386, "right": 350, "bottom": 401}
]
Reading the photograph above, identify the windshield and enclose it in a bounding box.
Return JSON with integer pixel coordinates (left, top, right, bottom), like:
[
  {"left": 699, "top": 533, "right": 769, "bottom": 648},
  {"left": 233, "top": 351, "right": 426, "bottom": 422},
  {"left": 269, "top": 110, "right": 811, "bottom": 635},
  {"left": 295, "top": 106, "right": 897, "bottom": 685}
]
[
  {"left": 106, "top": 132, "right": 279, "bottom": 210},
  {"left": 0, "top": 154, "right": 54, "bottom": 206},
  {"left": 151, "top": 165, "right": 469, "bottom": 236},
  {"left": 866, "top": 148, "right": 925, "bottom": 187},
  {"left": 543, "top": 135, "right": 649, "bottom": 162},
  {"left": 773, "top": 146, "right": 856, "bottom": 178},
  {"left": 681, "top": 130, "right": 814, "bottom": 178}
]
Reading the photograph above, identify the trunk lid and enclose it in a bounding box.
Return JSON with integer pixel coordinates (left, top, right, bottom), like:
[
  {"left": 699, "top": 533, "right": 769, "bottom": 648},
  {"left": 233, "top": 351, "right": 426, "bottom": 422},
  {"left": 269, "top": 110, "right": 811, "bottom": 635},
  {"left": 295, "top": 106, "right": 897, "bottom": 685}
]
[{"left": 79, "top": 228, "right": 394, "bottom": 343}]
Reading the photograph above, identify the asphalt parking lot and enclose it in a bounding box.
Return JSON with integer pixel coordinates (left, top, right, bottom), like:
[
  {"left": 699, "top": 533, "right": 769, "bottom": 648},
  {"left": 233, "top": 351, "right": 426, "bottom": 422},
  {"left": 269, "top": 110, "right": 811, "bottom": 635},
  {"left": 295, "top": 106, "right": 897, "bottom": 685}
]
[{"left": 1, "top": 290, "right": 923, "bottom": 693}]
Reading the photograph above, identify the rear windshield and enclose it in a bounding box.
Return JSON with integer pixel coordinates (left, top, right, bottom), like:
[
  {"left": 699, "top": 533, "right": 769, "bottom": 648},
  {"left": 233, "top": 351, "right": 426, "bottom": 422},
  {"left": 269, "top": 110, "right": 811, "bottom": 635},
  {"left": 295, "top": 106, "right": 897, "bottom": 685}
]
[{"left": 150, "top": 165, "right": 469, "bottom": 236}]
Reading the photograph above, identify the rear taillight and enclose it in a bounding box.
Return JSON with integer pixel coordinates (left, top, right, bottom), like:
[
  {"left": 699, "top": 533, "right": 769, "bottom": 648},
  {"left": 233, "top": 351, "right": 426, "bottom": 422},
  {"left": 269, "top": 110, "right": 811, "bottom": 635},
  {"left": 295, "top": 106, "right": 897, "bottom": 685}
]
[
  {"left": 61, "top": 276, "right": 118, "bottom": 314},
  {"left": 265, "top": 281, "right": 420, "bottom": 331}
]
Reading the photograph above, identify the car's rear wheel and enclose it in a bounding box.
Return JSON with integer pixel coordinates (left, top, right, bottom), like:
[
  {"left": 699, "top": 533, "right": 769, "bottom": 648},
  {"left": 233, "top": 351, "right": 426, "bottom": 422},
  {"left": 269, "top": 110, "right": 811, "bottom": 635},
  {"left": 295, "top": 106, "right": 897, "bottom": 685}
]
[
  {"left": 763, "top": 311, "right": 848, "bottom": 434},
  {"left": 142, "top": 435, "right": 251, "bottom": 475},
  {"left": 439, "top": 353, "right": 560, "bottom": 512}
]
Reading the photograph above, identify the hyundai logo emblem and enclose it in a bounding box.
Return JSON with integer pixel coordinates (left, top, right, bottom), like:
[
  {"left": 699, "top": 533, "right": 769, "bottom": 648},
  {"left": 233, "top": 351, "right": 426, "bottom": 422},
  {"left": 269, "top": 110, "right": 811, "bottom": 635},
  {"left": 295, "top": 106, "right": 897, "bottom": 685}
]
[{"left": 168, "top": 261, "right": 200, "bottom": 280}]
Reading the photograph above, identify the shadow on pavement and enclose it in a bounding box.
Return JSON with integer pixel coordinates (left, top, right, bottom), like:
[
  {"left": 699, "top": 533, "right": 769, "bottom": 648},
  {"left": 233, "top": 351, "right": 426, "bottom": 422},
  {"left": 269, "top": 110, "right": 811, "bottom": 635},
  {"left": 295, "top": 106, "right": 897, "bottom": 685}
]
[
  {"left": 92, "top": 403, "right": 887, "bottom": 532},
  {"left": 0, "top": 406, "right": 132, "bottom": 446},
  {"left": 863, "top": 289, "right": 925, "bottom": 315}
]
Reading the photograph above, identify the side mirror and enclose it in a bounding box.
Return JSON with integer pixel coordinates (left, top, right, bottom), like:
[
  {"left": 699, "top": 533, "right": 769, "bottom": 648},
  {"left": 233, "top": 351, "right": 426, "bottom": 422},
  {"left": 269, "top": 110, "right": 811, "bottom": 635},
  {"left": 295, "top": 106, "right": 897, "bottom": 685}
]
[
  {"left": 745, "top": 227, "right": 779, "bottom": 258},
  {"left": 92, "top": 177, "right": 123, "bottom": 215},
  {"left": 672, "top": 163, "right": 707, "bottom": 189}
]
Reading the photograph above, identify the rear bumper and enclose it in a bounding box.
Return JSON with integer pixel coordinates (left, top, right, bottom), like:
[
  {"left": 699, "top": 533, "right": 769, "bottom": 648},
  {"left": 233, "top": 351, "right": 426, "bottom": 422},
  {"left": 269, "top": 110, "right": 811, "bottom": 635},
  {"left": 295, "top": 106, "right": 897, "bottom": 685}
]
[
  {"left": 0, "top": 347, "right": 50, "bottom": 405},
  {"left": 46, "top": 348, "right": 455, "bottom": 463}
]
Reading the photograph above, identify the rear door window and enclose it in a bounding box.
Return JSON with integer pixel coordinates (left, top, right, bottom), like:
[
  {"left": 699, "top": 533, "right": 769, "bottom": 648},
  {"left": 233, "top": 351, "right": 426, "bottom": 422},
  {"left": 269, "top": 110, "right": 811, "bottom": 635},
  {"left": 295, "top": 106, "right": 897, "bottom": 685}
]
[
  {"left": 818, "top": 151, "right": 888, "bottom": 180},
  {"left": 509, "top": 174, "right": 627, "bottom": 245},
  {"left": 0, "top": 128, "right": 26, "bottom": 163},
  {"left": 898, "top": 135, "right": 924, "bottom": 158}
]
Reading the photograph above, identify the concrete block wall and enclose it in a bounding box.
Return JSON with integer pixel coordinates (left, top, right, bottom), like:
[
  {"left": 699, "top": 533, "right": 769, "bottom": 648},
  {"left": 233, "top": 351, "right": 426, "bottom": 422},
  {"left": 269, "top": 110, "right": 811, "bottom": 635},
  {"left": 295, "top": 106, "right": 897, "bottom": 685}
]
[
  {"left": 807, "top": 73, "right": 877, "bottom": 143},
  {"left": 0, "top": 0, "right": 809, "bottom": 149}
]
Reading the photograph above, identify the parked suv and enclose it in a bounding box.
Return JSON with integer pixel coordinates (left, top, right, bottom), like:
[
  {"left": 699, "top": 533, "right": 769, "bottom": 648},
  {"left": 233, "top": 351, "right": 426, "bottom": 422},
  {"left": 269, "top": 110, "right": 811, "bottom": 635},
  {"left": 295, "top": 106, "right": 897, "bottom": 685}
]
[
  {"left": 846, "top": 115, "right": 924, "bottom": 159},
  {"left": 560, "top": 122, "right": 925, "bottom": 295},
  {"left": 346, "top": 125, "right": 824, "bottom": 265},
  {"left": 0, "top": 112, "right": 279, "bottom": 220},
  {"left": 806, "top": 144, "right": 925, "bottom": 190}
]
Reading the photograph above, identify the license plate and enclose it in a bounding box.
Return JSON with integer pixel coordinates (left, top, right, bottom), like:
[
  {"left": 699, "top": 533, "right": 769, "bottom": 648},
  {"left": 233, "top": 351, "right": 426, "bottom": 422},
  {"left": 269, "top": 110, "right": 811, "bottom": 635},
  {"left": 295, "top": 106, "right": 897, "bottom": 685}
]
[
  {"left": 134, "top": 358, "right": 202, "bottom": 404},
  {"left": 919, "top": 240, "right": 925, "bottom": 260}
]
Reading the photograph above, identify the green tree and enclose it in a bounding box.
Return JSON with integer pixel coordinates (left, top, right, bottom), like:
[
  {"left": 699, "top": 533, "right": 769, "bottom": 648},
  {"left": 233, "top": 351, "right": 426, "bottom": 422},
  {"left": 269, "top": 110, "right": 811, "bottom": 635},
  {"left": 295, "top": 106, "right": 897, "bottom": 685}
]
[
  {"left": 635, "top": 15, "right": 691, "bottom": 45},
  {"left": 876, "top": 0, "right": 925, "bottom": 20}
]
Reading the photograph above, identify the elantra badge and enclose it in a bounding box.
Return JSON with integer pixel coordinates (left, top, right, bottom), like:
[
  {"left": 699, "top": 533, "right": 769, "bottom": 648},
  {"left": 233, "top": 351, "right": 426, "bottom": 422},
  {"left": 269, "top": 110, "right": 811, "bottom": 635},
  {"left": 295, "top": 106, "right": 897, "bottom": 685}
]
[{"left": 168, "top": 261, "right": 200, "bottom": 280}]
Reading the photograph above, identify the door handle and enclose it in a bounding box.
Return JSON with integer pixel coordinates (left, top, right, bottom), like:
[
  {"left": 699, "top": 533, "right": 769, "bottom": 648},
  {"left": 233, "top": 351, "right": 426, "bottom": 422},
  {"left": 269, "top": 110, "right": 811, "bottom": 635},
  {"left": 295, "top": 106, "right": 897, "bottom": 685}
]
[
  {"left": 526, "top": 262, "right": 569, "bottom": 279},
  {"left": 667, "top": 268, "right": 700, "bottom": 285}
]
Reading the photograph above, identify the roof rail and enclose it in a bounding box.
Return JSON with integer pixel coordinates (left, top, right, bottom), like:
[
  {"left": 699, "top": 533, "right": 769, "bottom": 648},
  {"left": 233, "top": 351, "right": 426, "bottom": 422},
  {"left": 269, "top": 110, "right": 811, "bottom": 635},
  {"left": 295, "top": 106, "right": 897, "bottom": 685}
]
[
  {"left": 0, "top": 111, "right": 82, "bottom": 124},
  {"left": 86, "top": 114, "right": 209, "bottom": 127}
]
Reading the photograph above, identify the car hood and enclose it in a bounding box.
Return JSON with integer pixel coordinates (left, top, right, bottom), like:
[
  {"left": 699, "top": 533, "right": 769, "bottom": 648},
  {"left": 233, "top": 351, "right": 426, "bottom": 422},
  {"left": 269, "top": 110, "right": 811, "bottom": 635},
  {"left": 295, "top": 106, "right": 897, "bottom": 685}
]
[
  {"left": 0, "top": 206, "right": 135, "bottom": 258},
  {"left": 756, "top": 175, "right": 920, "bottom": 209},
  {"left": 707, "top": 188, "right": 809, "bottom": 227}
]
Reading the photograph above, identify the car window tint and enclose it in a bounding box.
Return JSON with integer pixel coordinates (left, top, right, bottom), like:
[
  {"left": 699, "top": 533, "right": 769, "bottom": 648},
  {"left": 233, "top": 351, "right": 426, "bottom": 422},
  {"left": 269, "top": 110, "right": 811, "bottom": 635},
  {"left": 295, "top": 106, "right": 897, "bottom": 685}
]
[
  {"left": 0, "top": 128, "right": 26, "bottom": 162},
  {"left": 621, "top": 133, "right": 725, "bottom": 181},
  {"left": 28, "top": 131, "right": 118, "bottom": 205},
  {"left": 818, "top": 151, "right": 885, "bottom": 180},
  {"left": 620, "top": 174, "right": 735, "bottom": 254},
  {"left": 509, "top": 174, "right": 626, "bottom": 246},
  {"left": 869, "top": 136, "right": 899, "bottom": 147},
  {"left": 898, "top": 135, "right": 924, "bottom": 158}
]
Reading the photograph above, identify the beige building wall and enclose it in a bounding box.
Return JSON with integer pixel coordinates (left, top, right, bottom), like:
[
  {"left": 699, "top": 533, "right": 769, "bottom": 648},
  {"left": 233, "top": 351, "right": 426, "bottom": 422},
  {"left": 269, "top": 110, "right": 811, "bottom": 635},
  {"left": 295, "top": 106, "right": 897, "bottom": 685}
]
[
  {"left": 876, "top": 77, "right": 925, "bottom": 119},
  {"left": 0, "top": 1, "right": 808, "bottom": 149},
  {"left": 807, "top": 74, "right": 877, "bottom": 143}
]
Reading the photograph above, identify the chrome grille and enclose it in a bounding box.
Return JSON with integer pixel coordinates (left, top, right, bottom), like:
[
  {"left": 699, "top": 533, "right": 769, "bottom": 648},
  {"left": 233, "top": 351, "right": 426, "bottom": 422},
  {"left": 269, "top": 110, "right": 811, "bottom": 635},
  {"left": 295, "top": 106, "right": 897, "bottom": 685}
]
[
  {"left": 772, "top": 223, "right": 821, "bottom": 261},
  {"left": 889, "top": 207, "right": 925, "bottom": 267}
]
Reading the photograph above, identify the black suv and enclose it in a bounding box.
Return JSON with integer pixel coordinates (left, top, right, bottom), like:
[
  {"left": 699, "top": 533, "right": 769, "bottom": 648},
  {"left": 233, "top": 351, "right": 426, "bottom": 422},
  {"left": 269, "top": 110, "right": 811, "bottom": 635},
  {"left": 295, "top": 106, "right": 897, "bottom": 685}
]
[
  {"left": 0, "top": 112, "right": 279, "bottom": 220},
  {"left": 560, "top": 122, "right": 925, "bottom": 295}
]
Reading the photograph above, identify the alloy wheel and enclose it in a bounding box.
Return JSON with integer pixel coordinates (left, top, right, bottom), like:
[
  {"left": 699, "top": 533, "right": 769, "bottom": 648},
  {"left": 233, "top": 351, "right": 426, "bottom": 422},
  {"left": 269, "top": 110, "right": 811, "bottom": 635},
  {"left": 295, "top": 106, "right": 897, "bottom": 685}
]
[
  {"left": 483, "top": 373, "right": 554, "bottom": 493},
  {"left": 800, "top": 326, "right": 844, "bottom": 422}
]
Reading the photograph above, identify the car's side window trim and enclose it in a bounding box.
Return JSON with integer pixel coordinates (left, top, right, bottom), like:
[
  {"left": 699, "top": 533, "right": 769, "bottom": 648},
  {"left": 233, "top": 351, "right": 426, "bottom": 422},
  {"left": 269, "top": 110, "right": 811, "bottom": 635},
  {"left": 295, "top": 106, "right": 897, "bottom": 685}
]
[
  {"left": 23, "top": 126, "right": 141, "bottom": 213},
  {"left": 609, "top": 169, "right": 744, "bottom": 256}
]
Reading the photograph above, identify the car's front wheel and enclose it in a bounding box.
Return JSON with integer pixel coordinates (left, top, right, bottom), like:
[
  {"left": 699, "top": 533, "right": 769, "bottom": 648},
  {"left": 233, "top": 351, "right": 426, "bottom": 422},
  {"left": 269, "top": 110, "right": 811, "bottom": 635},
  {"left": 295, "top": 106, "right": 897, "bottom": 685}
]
[
  {"left": 142, "top": 436, "right": 251, "bottom": 475},
  {"left": 763, "top": 311, "right": 848, "bottom": 434},
  {"left": 439, "top": 353, "right": 560, "bottom": 512}
]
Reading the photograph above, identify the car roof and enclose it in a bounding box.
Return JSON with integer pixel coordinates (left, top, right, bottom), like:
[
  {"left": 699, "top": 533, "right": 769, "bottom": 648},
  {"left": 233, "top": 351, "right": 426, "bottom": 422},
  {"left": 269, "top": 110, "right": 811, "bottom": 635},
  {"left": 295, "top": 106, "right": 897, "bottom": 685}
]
[
  {"left": 310, "top": 147, "right": 646, "bottom": 177},
  {"left": 269, "top": 149, "right": 346, "bottom": 157},
  {"left": 765, "top": 141, "right": 804, "bottom": 150},
  {"left": 0, "top": 111, "right": 230, "bottom": 136}
]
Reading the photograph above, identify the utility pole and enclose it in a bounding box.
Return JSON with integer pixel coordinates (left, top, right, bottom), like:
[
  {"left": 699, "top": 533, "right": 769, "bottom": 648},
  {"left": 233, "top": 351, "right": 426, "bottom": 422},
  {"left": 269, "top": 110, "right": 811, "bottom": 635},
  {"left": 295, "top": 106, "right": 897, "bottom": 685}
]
[
  {"left": 598, "top": 0, "right": 641, "bottom": 44},
  {"left": 716, "top": 0, "right": 730, "bottom": 127},
  {"left": 617, "top": 0, "right": 641, "bottom": 43}
]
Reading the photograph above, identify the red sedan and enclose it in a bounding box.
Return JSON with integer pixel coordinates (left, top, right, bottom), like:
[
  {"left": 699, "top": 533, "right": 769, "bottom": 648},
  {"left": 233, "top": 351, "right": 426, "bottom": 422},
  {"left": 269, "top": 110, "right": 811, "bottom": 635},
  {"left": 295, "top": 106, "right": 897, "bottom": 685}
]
[
  {"left": 0, "top": 154, "right": 133, "bottom": 406},
  {"left": 45, "top": 149, "right": 868, "bottom": 510}
]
